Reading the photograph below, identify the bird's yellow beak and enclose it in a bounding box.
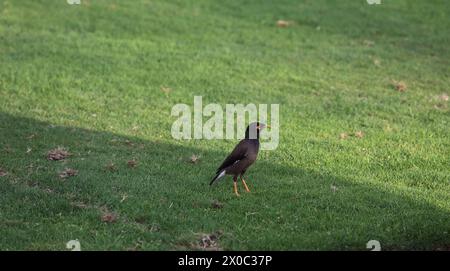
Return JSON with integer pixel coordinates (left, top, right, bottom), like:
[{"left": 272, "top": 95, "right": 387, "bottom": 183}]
[{"left": 256, "top": 124, "right": 270, "bottom": 130}]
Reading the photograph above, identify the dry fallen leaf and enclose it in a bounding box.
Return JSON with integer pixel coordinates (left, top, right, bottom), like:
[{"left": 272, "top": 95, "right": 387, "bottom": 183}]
[
  {"left": 276, "top": 20, "right": 291, "bottom": 27},
  {"left": 211, "top": 200, "right": 224, "bottom": 209},
  {"left": 59, "top": 168, "right": 78, "bottom": 179},
  {"left": 120, "top": 194, "right": 128, "bottom": 203},
  {"left": 47, "top": 147, "right": 70, "bottom": 161},
  {"left": 198, "top": 231, "right": 223, "bottom": 250},
  {"left": 101, "top": 212, "right": 118, "bottom": 223},
  {"left": 126, "top": 239, "right": 145, "bottom": 251},
  {"left": 124, "top": 140, "right": 135, "bottom": 147},
  {"left": 363, "top": 40, "right": 375, "bottom": 47},
  {"left": 71, "top": 202, "right": 89, "bottom": 209},
  {"left": 339, "top": 133, "right": 348, "bottom": 140},
  {"left": 161, "top": 86, "right": 171, "bottom": 95},
  {"left": 393, "top": 81, "right": 407, "bottom": 92},
  {"left": 26, "top": 134, "right": 36, "bottom": 139},
  {"left": 149, "top": 224, "right": 160, "bottom": 232},
  {"left": 105, "top": 162, "right": 117, "bottom": 172},
  {"left": 190, "top": 154, "right": 200, "bottom": 164},
  {"left": 434, "top": 103, "right": 448, "bottom": 110},
  {"left": 43, "top": 188, "right": 53, "bottom": 194},
  {"left": 373, "top": 58, "right": 381, "bottom": 66},
  {"left": 127, "top": 159, "right": 138, "bottom": 168},
  {"left": 354, "top": 131, "right": 364, "bottom": 138},
  {"left": 3, "top": 146, "right": 13, "bottom": 153},
  {"left": 0, "top": 168, "right": 7, "bottom": 177}
]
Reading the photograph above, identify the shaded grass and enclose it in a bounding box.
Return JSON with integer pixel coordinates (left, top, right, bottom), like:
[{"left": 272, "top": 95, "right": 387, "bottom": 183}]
[{"left": 0, "top": 113, "right": 448, "bottom": 250}]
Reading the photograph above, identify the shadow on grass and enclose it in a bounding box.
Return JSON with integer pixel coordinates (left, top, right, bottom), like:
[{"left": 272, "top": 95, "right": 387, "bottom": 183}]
[{"left": 0, "top": 112, "right": 449, "bottom": 250}]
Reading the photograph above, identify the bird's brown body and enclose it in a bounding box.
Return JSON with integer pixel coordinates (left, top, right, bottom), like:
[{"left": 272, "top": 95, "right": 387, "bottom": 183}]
[
  {"left": 216, "top": 139, "right": 259, "bottom": 177},
  {"left": 209, "top": 122, "right": 267, "bottom": 196}
]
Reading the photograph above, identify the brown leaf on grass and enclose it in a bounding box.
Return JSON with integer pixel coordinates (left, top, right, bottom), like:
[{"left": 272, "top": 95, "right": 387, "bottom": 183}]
[
  {"left": 339, "top": 133, "right": 348, "bottom": 140},
  {"left": 126, "top": 239, "right": 144, "bottom": 251},
  {"left": 120, "top": 194, "right": 128, "bottom": 203},
  {"left": 47, "top": 147, "right": 70, "bottom": 161},
  {"left": 127, "top": 159, "right": 138, "bottom": 168},
  {"left": 189, "top": 154, "right": 200, "bottom": 164},
  {"left": 161, "top": 86, "right": 172, "bottom": 95},
  {"left": 43, "top": 188, "right": 53, "bottom": 194},
  {"left": 26, "top": 134, "right": 36, "bottom": 139},
  {"left": 434, "top": 103, "right": 448, "bottom": 110},
  {"left": 109, "top": 3, "right": 117, "bottom": 11},
  {"left": 71, "top": 202, "right": 89, "bottom": 209},
  {"left": 104, "top": 162, "right": 117, "bottom": 172},
  {"left": 363, "top": 40, "right": 375, "bottom": 47},
  {"left": 124, "top": 140, "right": 135, "bottom": 147},
  {"left": 354, "top": 131, "right": 364, "bottom": 138},
  {"left": 198, "top": 231, "right": 223, "bottom": 250},
  {"left": 276, "top": 20, "right": 291, "bottom": 27},
  {"left": 211, "top": 200, "right": 224, "bottom": 209},
  {"left": 59, "top": 168, "right": 78, "bottom": 179},
  {"left": 0, "top": 168, "right": 7, "bottom": 177},
  {"left": 101, "top": 213, "right": 117, "bottom": 223},
  {"left": 373, "top": 58, "right": 381, "bottom": 67},
  {"left": 149, "top": 224, "right": 160, "bottom": 232},
  {"left": 434, "top": 246, "right": 450, "bottom": 251},
  {"left": 177, "top": 231, "right": 224, "bottom": 251},
  {"left": 392, "top": 80, "right": 407, "bottom": 92},
  {"left": 101, "top": 212, "right": 118, "bottom": 223}
]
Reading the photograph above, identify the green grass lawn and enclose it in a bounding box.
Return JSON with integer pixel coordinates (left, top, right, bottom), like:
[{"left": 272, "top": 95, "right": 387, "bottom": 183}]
[{"left": 0, "top": 0, "right": 449, "bottom": 250}]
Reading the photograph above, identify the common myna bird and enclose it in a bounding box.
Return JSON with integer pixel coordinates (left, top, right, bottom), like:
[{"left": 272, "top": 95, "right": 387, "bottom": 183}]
[{"left": 209, "top": 122, "right": 269, "bottom": 196}]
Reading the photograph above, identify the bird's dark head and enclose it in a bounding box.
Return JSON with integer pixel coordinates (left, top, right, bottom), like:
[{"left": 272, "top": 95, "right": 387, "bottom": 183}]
[{"left": 245, "top": 122, "right": 269, "bottom": 140}]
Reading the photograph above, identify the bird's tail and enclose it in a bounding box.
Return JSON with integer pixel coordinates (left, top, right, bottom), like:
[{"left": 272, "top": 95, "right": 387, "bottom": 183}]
[{"left": 209, "top": 170, "right": 226, "bottom": 185}]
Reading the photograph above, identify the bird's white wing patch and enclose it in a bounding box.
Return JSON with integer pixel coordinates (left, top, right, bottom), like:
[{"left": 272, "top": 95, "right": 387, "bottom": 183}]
[{"left": 217, "top": 170, "right": 226, "bottom": 179}]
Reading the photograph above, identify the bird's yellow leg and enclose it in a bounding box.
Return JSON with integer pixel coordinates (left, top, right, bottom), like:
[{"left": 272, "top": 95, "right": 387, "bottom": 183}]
[
  {"left": 233, "top": 182, "right": 240, "bottom": 197},
  {"left": 241, "top": 178, "right": 251, "bottom": 192}
]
